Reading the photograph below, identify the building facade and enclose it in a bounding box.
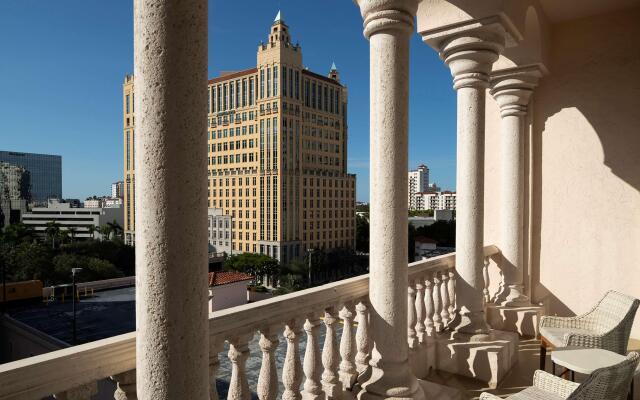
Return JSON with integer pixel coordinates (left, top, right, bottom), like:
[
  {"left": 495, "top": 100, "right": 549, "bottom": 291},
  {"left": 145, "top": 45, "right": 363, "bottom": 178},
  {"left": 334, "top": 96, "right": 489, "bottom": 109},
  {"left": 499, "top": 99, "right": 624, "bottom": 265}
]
[
  {"left": 111, "top": 181, "right": 124, "bottom": 199},
  {"left": 0, "top": 151, "right": 62, "bottom": 203},
  {"left": 408, "top": 164, "right": 429, "bottom": 210},
  {"left": 123, "top": 14, "right": 356, "bottom": 261},
  {"left": 414, "top": 190, "right": 457, "bottom": 211},
  {"left": 22, "top": 199, "right": 124, "bottom": 240},
  {"left": 0, "top": 162, "right": 30, "bottom": 227},
  {"left": 207, "top": 208, "right": 233, "bottom": 255}
]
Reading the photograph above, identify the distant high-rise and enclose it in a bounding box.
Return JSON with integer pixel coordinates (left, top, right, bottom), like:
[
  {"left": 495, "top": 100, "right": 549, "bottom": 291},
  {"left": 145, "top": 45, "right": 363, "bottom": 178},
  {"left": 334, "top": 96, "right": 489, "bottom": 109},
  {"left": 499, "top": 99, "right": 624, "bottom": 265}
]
[
  {"left": 0, "top": 162, "right": 31, "bottom": 227},
  {"left": 0, "top": 151, "right": 62, "bottom": 203},
  {"left": 123, "top": 12, "right": 357, "bottom": 261},
  {"left": 408, "top": 164, "right": 429, "bottom": 210},
  {"left": 111, "top": 181, "right": 124, "bottom": 199}
]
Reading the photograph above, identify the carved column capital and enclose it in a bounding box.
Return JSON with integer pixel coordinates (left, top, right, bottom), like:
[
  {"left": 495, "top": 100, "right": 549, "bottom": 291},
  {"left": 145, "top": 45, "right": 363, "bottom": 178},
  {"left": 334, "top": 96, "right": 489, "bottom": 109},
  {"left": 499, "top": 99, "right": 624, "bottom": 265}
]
[
  {"left": 355, "top": 0, "right": 418, "bottom": 38},
  {"left": 440, "top": 31, "right": 505, "bottom": 90},
  {"left": 490, "top": 67, "right": 541, "bottom": 117}
]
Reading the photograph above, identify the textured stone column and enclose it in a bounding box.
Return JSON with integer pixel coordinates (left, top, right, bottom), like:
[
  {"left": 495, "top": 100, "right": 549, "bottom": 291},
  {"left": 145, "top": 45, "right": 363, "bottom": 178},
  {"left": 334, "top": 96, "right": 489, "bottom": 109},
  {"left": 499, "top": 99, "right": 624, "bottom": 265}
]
[
  {"left": 354, "top": 1, "right": 424, "bottom": 398},
  {"left": 133, "top": 0, "right": 209, "bottom": 399},
  {"left": 490, "top": 68, "right": 539, "bottom": 307},
  {"left": 441, "top": 31, "right": 504, "bottom": 337}
]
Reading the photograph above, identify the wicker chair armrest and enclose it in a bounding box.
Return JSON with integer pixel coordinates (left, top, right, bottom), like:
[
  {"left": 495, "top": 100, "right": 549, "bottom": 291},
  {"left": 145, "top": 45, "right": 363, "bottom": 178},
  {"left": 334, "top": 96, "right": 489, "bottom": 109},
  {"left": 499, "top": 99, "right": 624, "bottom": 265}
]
[
  {"left": 540, "top": 315, "right": 585, "bottom": 329},
  {"left": 479, "top": 393, "right": 503, "bottom": 400},
  {"left": 533, "top": 370, "right": 580, "bottom": 398}
]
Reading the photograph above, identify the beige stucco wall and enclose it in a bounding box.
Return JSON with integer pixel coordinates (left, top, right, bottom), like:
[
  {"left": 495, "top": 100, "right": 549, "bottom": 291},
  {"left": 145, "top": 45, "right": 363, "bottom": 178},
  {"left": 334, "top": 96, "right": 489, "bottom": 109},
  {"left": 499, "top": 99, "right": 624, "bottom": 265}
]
[{"left": 484, "top": 7, "right": 640, "bottom": 338}]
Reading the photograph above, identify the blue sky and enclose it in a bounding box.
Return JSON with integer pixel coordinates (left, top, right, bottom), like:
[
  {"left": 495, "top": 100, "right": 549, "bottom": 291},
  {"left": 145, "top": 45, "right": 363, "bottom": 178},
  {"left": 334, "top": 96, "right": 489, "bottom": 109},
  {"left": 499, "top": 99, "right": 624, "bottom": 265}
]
[{"left": 0, "top": 0, "right": 457, "bottom": 202}]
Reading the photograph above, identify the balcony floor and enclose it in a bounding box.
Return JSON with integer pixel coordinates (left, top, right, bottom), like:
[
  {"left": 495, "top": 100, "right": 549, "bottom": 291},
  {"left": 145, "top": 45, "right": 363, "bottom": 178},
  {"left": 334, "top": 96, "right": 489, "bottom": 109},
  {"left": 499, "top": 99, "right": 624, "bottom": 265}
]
[{"left": 425, "top": 337, "right": 640, "bottom": 400}]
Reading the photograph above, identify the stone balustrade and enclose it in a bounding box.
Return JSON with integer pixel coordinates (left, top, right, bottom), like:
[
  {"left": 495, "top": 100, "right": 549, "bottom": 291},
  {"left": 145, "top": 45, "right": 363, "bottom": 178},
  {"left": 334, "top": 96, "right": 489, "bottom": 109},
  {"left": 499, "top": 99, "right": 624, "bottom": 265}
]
[{"left": 0, "top": 246, "right": 499, "bottom": 400}]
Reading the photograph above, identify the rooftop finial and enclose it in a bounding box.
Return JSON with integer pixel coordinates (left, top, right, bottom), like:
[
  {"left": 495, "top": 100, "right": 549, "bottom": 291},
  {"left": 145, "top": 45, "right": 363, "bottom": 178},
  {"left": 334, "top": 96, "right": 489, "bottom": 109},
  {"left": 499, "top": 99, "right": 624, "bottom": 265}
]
[
  {"left": 274, "top": 10, "right": 282, "bottom": 23},
  {"left": 331, "top": 61, "right": 337, "bottom": 71}
]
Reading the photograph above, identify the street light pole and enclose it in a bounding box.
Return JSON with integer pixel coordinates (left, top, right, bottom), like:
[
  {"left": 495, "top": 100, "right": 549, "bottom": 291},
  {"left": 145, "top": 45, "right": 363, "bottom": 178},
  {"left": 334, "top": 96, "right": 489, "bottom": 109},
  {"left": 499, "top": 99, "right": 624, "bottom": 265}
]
[
  {"left": 1, "top": 254, "right": 6, "bottom": 314},
  {"left": 307, "top": 248, "right": 313, "bottom": 287},
  {"left": 71, "top": 267, "right": 83, "bottom": 345}
]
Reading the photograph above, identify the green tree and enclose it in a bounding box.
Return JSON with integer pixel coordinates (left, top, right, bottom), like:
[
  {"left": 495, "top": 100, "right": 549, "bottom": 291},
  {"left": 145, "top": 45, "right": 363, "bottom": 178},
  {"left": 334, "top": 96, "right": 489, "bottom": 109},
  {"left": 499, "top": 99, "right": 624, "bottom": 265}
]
[
  {"left": 224, "top": 253, "right": 280, "bottom": 285},
  {"left": 45, "top": 221, "right": 61, "bottom": 249},
  {"left": 107, "top": 220, "right": 123, "bottom": 240},
  {"left": 355, "top": 215, "right": 369, "bottom": 253}
]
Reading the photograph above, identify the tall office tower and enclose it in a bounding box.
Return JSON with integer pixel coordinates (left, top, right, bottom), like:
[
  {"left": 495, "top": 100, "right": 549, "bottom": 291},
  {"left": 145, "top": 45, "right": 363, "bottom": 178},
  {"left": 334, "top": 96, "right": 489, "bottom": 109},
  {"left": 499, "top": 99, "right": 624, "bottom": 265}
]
[
  {"left": 408, "top": 164, "right": 429, "bottom": 210},
  {"left": 122, "top": 75, "right": 135, "bottom": 245},
  {"left": 123, "top": 12, "right": 357, "bottom": 261},
  {"left": 0, "top": 151, "right": 62, "bottom": 203}
]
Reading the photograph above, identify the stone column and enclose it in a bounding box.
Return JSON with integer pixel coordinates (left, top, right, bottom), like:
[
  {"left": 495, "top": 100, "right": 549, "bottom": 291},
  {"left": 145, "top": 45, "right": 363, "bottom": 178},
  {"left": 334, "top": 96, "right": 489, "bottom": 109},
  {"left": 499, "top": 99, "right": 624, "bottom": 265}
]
[
  {"left": 440, "top": 31, "right": 504, "bottom": 336},
  {"left": 490, "top": 68, "right": 539, "bottom": 306},
  {"left": 354, "top": 1, "right": 424, "bottom": 398},
  {"left": 133, "top": 0, "right": 209, "bottom": 399}
]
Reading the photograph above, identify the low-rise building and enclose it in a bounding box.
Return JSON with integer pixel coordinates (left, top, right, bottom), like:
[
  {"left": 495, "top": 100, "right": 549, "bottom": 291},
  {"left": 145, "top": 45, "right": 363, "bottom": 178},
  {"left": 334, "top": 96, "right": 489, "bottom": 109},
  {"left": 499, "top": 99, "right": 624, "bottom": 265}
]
[
  {"left": 22, "top": 199, "right": 124, "bottom": 240},
  {"left": 414, "top": 190, "right": 457, "bottom": 211},
  {"left": 207, "top": 271, "right": 254, "bottom": 313},
  {"left": 207, "top": 208, "right": 233, "bottom": 254}
]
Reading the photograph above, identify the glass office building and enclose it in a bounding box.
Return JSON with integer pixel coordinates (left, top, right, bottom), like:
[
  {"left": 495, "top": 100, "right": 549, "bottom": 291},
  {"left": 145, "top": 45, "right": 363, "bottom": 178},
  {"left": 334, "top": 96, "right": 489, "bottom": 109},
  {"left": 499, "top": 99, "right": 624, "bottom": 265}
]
[{"left": 0, "top": 151, "right": 62, "bottom": 203}]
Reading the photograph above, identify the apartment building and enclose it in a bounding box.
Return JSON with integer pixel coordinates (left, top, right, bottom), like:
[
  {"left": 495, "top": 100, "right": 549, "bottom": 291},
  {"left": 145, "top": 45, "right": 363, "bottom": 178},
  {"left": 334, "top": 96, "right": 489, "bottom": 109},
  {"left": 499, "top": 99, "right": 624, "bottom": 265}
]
[
  {"left": 123, "top": 13, "right": 356, "bottom": 262},
  {"left": 408, "top": 164, "right": 429, "bottom": 210}
]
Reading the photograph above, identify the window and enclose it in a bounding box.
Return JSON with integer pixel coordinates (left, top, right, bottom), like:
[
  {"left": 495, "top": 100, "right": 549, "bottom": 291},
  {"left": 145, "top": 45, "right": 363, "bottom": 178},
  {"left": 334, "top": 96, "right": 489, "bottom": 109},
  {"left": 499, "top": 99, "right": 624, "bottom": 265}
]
[
  {"left": 273, "top": 66, "right": 278, "bottom": 96},
  {"left": 260, "top": 69, "right": 264, "bottom": 99},
  {"left": 324, "top": 86, "right": 328, "bottom": 111},
  {"left": 282, "top": 67, "right": 287, "bottom": 97},
  {"left": 236, "top": 80, "right": 241, "bottom": 109},
  {"left": 250, "top": 77, "right": 255, "bottom": 105},
  {"left": 229, "top": 83, "right": 234, "bottom": 109},
  {"left": 242, "top": 78, "right": 247, "bottom": 107},
  {"left": 217, "top": 85, "right": 222, "bottom": 112},
  {"left": 312, "top": 82, "right": 316, "bottom": 109},
  {"left": 223, "top": 84, "right": 228, "bottom": 111},
  {"left": 295, "top": 71, "right": 300, "bottom": 100},
  {"left": 126, "top": 94, "right": 130, "bottom": 114},
  {"left": 267, "top": 67, "right": 271, "bottom": 97}
]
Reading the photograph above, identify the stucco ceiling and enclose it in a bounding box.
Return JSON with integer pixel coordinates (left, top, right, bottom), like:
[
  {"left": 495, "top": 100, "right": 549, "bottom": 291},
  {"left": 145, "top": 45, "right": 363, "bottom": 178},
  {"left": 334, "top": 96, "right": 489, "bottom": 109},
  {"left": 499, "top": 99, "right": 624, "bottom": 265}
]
[{"left": 539, "top": 0, "right": 640, "bottom": 22}]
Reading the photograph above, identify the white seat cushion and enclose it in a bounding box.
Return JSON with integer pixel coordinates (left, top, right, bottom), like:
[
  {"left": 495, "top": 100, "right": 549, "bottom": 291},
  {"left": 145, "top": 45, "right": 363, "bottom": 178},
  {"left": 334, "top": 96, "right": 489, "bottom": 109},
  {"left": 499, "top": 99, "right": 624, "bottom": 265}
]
[
  {"left": 540, "top": 326, "right": 595, "bottom": 347},
  {"left": 509, "top": 387, "right": 566, "bottom": 400}
]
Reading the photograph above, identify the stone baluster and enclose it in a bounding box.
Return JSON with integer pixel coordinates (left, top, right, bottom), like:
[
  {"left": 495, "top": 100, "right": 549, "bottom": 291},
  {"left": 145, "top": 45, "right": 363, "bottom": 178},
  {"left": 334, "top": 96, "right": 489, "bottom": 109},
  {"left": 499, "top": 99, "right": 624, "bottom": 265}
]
[
  {"left": 112, "top": 370, "right": 137, "bottom": 400},
  {"left": 228, "top": 335, "right": 251, "bottom": 400},
  {"left": 322, "top": 307, "right": 342, "bottom": 399},
  {"left": 424, "top": 275, "right": 435, "bottom": 336},
  {"left": 134, "top": 0, "right": 210, "bottom": 398},
  {"left": 283, "top": 320, "right": 304, "bottom": 400},
  {"left": 354, "top": 301, "right": 371, "bottom": 374},
  {"left": 209, "top": 340, "right": 224, "bottom": 400},
  {"left": 415, "top": 280, "right": 427, "bottom": 344},
  {"left": 54, "top": 382, "right": 98, "bottom": 400},
  {"left": 432, "top": 272, "right": 443, "bottom": 332},
  {"left": 355, "top": 0, "right": 423, "bottom": 397},
  {"left": 483, "top": 257, "right": 491, "bottom": 304},
  {"left": 302, "top": 314, "right": 324, "bottom": 400},
  {"left": 407, "top": 281, "right": 418, "bottom": 350},
  {"left": 258, "top": 327, "right": 280, "bottom": 400},
  {"left": 448, "top": 270, "right": 456, "bottom": 319},
  {"left": 338, "top": 304, "right": 358, "bottom": 389},
  {"left": 441, "top": 270, "right": 451, "bottom": 325}
]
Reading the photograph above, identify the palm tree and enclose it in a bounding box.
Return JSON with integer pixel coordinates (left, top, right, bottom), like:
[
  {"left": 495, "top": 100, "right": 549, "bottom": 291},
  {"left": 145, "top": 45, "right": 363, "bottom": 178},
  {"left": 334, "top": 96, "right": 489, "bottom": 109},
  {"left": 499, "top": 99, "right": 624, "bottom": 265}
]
[
  {"left": 67, "top": 227, "right": 77, "bottom": 243},
  {"left": 99, "top": 225, "right": 112, "bottom": 241},
  {"left": 107, "top": 220, "right": 123, "bottom": 240},
  {"left": 86, "top": 224, "right": 98, "bottom": 240},
  {"left": 45, "top": 222, "right": 61, "bottom": 249}
]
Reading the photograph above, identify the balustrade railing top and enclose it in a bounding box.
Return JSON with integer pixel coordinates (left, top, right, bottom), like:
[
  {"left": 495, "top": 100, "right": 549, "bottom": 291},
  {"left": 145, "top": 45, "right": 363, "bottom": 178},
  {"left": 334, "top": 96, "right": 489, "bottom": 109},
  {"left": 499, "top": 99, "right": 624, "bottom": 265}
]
[{"left": 0, "top": 246, "right": 500, "bottom": 400}]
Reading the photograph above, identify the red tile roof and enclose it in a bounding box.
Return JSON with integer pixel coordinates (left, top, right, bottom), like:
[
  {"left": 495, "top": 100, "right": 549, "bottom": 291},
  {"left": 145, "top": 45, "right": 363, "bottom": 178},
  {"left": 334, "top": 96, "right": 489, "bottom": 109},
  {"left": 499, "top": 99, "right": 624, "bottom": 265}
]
[
  {"left": 208, "top": 271, "right": 253, "bottom": 287},
  {"left": 208, "top": 68, "right": 258, "bottom": 85}
]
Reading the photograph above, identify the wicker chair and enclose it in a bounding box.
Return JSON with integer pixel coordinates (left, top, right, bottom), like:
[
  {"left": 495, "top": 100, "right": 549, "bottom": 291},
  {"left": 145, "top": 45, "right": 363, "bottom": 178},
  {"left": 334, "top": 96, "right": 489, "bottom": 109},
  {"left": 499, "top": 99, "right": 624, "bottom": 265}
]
[
  {"left": 480, "top": 352, "right": 639, "bottom": 400},
  {"left": 539, "top": 290, "right": 639, "bottom": 370}
]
